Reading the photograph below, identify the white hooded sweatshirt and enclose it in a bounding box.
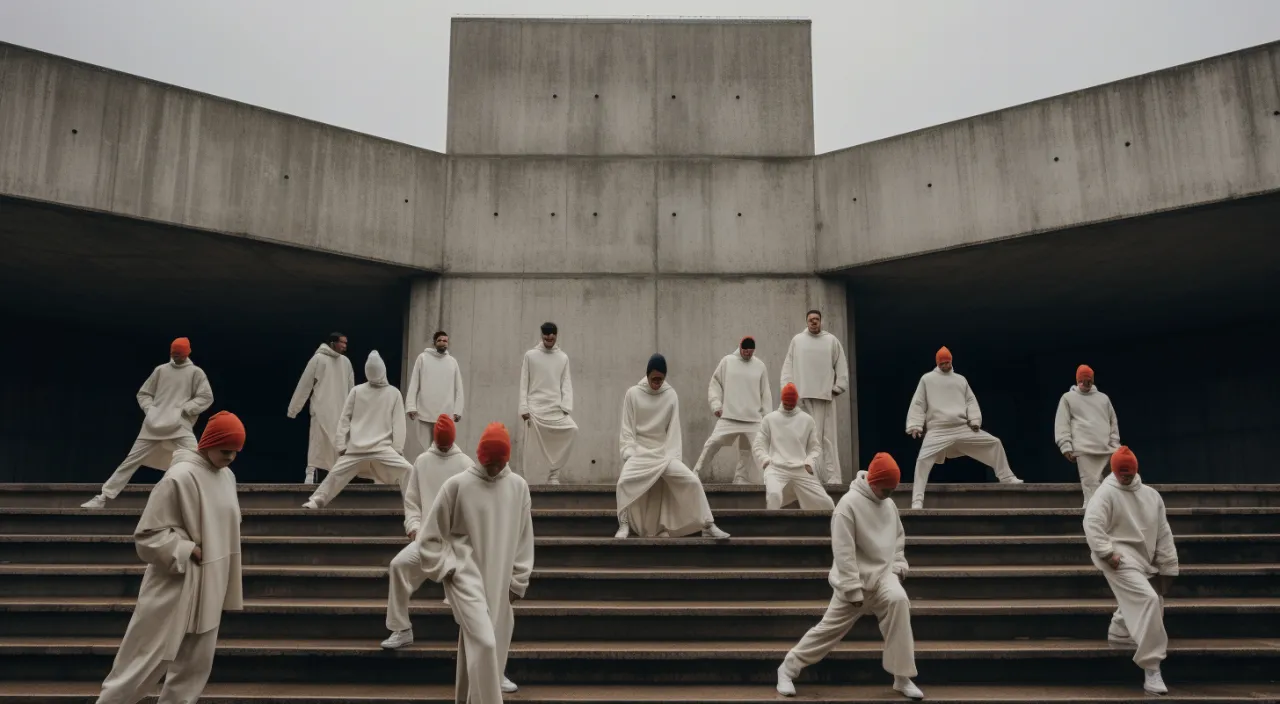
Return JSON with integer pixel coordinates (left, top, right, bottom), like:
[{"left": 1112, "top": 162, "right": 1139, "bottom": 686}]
[
  {"left": 1054, "top": 385, "right": 1120, "bottom": 456},
  {"left": 905, "top": 367, "right": 980, "bottom": 433},
  {"left": 753, "top": 405, "right": 821, "bottom": 471},
  {"left": 407, "top": 348, "right": 465, "bottom": 420},
  {"left": 780, "top": 330, "right": 849, "bottom": 402},
  {"left": 136, "top": 359, "right": 214, "bottom": 442},
  {"left": 403, "top": 443, "right": 473, "bottom": 536},
  {"left": 337, "top": 352, "right": 407, "bottom": 455},
  {"left": 709, "top": 350, "right": 772, "bottom": 422},
  {"left": 829, "top": 471, "right": 908, "bottom": 604},
  {"left": 287, "top": 344, "right": 355, "bottom": 444},
  {"left": 1084, "top": 474, "right": 1179, "bottom": 577},
  {"left": 519, "top": 342, "right": 574, "bottom": 419}
]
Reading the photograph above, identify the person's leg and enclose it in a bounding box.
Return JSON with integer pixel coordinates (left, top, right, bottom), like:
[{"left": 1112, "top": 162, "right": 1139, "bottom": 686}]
[
  {"left": 1102, "top": 564, "right": 1168, "bottom": 671},
  {"left": 155, "top": 628, "right": 219, "bottom": 704},
  {"left": 445, "top": 574, "right": 503, "bottom": 704},
  {"left": 867, "top": 574, "right": 917, "bottom": 678},
  {"left": 691, "top": 426, "right": 731, "bottom": 479},
  {"left": 792, "top": 472, "right": 836, "bottom": 511},
  {"left": 764, "top": 470, "right": 788, "bottom": 510},
  {"left": 93, "top": 625, "right": 169, "bottom": 704},
  {"left": 781, "top": 594, "right": 862, "bottom": 678},
  {"left": 97, "top": 439, "right": 159, "bottom": 501},
  {"left": 801, "top": 400, "right": 840, "bottom": 485},
  {"left": 732, "top": 433, "right": 759, "bottom": 484},
  {"left": 955, "top": 432, "right": 1019, "bottom": 482},
  {"left": 911, "top": 453, "right": 935, "bottom": 509},
  {"left": 1077, "top": 455, "right": 1106, "bottom": 507},
  {"left": 385, "top": 542, "right": 427, "bottom": 635},
  {"left": 306, "top": 453, "right": 364, "bottom": 507},
  {"left": 660, "top": 459, "right": 717, "bottom": 531}
]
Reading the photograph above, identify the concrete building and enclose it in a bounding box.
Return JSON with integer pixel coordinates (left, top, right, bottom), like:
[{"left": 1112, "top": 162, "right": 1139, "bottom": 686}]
[{"left": 1, "top": 19, "right": 1276, "bottom": 484}]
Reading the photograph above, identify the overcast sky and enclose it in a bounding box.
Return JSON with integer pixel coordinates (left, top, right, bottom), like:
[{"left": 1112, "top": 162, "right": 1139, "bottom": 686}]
[{"left": 2, "top": 1, "right": 1278, "bottom": 153}]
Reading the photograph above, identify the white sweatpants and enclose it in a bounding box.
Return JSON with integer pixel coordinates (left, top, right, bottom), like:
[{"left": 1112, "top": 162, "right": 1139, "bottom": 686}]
[
  {"left": 692, "top": 422, "right": 759, "bottom": 484},
  {"left": 444, "top": 574, "right": 507, "bottom": 704},
  {"left": 100, "top": 437, "right": 198, "bottom": 499},
  {"left": 412, "top": 421, "right": 436, "bottom": 461},
  {"left": 782, "top": 573, "right": 916, "bottom": 679},
  {"left": 308, "top": 449, "right": 411, "bottom": 507},
  {"left": 95, "top": 627, "right": 219, "bottom": 704},
  {"left": 1076, "top": 454, "right": 1109, "bottom": 507},
  {"left": 386, "top": 541, "right": 430, "bottom": 632},
  {"left": 912, "top": 431, "right": 1017, "bottom": 508},
  {"left": 799, "top": 399, "right": 841, "bottom": 485},
  {"left": 1095, "top": 557, "right": 1168, "bottom": 671},
  {"left": 764, "top": 467, "right": 835, "bottom": 510}
]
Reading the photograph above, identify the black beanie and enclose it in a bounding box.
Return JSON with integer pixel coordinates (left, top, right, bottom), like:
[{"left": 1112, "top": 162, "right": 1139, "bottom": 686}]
[
  {"left": 740, "top": 336, "right": 756, "bottom": 350},
  {"left": 646, "top": 353, "right": 667, "bottom": 376}
]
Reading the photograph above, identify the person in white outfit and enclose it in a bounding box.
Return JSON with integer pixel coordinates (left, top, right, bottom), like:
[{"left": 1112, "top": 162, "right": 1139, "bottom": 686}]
[
  {"left": 406, "top": 331, "right": 465, "bottom": 453},
  {"left": 692, "top": 336, "right": 771, "bottom": 484},
  {"left": 416, "top": 423, "right": 534, "bottom": 701},
  {"left": 91, "top": 411, "right": 245, "bottom": 704},
  {"left": 776, "top": 452, "right": 923, "bottom": 700},
  {"left": 287, "top": 332, "right": 355, "bottom": 485},
  {"left": 754, "top": 383, "right": 834, "bottom": 511},
  {"left": 780, "top": 310, "right": 850, "bottom": 486},
  {"left": 82, "top": 337, "right": 214, "bottom": 509},
  {"left": 519, "top": 322, "right": 577, "bottom": 485},
  {"left": 905, "top": 346, "right": 1023, "bottom": 508},
  {"left": 614, "top": 354, "right": 730, "bottom": 540},
  {"left": 303, "top": 351, "right": 412, "bottom": 509},
  {"left": 1055, "top": 364, "right": 1121, "bottom": 507},
  {"left": 1084, "top": 446, "right": 1177, "bottom": 695}
]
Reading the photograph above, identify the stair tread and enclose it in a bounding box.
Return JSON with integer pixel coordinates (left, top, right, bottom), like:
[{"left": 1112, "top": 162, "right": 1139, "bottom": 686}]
[
  {"left": 7, "top": 481, "right": 1278, "bottom": 492},
  {"left": 7, "top": 506, "right": 1280, "bottom": 516}
]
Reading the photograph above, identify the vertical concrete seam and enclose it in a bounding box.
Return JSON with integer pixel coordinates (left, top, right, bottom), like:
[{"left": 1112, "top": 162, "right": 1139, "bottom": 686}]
[{"left": 651, "top": 157, "right": 661, "bottom": 351}]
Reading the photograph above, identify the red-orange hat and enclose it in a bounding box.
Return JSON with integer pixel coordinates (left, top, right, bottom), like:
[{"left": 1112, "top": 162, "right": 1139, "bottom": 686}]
[
  {"left": 171, "top": 337, "right": 191, "bottom": 357},
  {"left": 936, "top": 346, "right": 952, "bottom": 365},
  {"left": 1076, "top": 365, "right": 1094, "bottom": 383},
  {"left": 198, "top": 411, "right": 245, "bottom": 452},
  {"left": 867, "top": 453, "right": 901, "bottom": 489},
  {"left": 476, "top": 422, "right": 511, "bottom": 467},
  {"left": 434, "top": 414, "right": 456, "bottom": 448},
  {"left": 781, "top": 383, "right": 799, "bottom": 408},
  {"left": 1110, "top": 446, "right": 1138, "bottom": 477}
]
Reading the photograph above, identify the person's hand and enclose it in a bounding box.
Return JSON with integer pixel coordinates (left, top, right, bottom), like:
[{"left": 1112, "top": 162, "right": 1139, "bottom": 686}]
[
  {"left": 454, "top": 415, "right": 462, "bottom": 423},
  {"left": 714, "top": 410, "right": 722, "bottom": 418},
  {"left": 407, "top": 411, "right": 418, "bottom": 421},
  {"left": 968, "top": 422, "right": 981, "bottom": 432},
  {"left": 804, "top": 465, "right": 814, "bottom": 475},
  {"left": 191, "top": 546, "right": 202, "bottom": 564},
  {"left": 832, "top": 389, "right": 843, "bottom": 397},
  {"left": 407, "top": 531, "right": 417, "bottom": 542},
  {"left": 1064, "top": 451, "right": 1077, "bottom": 463},
  {"left": 1104, "top": 553, "right": 1121, "bottom": 569},
  {"left": 908, "top": 429, "right": 922, "bottom": 440},
  {"left": 522, "top": 413, "right": 531, "bottom": 421}
]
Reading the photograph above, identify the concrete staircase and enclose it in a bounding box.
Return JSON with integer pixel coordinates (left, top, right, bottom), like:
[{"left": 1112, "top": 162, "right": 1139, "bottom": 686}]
[{"left": 0, "top": 482, "right": 1277, "bottom": 702}]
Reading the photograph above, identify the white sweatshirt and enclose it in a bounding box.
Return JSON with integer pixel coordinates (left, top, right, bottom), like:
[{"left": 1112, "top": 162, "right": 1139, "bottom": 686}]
[
  {"left": 1084, "top": 474, "right": 1179, "bottom": 577},
  {"left": 753, "top": 406, "right": 820, "bottom": 471},
  {"left": 136, "top": 359, "right": 214, "bottom": 441},
  {"left": 403, "top": 443, "right": 473, "bottom": 536},
  {"left": 1054, "top": 385, "right": 1120, "bottom": 456},
  {"left": 780, "top": 330, "right": 850, "bottom": 401},
  {"left": 619, "top": 380, "right": 682, "bottom": 462},
  {"left": 336, "top": 352, "right": 407, "bottom": 455},
  {"left": 406, "top": 349, "right": 465, "bottom": 420},
  {"left": 287, "top": 344, "right": 355, "bottom": 437},
  {"left": 519, "top": 343, "right": 573, "bottom": 418},
  {"left": 905, "top": 367, "right": 981, "bottom": 433},
  {"left": 829, "top": 471, "right": 908, "bottom": 604},
  {"left": 708, "top": 350, "right": 771, "bottom": 422}
]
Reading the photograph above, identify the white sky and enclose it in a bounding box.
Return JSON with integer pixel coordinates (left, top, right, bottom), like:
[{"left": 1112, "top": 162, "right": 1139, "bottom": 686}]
[{"left": 2, "top": 0, "right": 1278, "bottom": 153}]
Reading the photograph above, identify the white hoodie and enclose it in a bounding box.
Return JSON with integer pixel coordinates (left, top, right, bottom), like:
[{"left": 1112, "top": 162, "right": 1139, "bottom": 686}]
[
  {"left": 906, "top": 367, "right": 980, "bottom": 433},
  {"left": 519, "top": 342, "right": 573, "bottom": 419},
  {"left": 753, "top": 405, "right": 820, "bottom": 471},
  {"left": 136, "top": 359, "right": 214, "bottom": 441},
  {"left": 287, "top": 344, "right": 355, "bottom": 441},
  {"left": 336, "top": 351, "right": 407, "bottom": 455},
  {"left": 1084, "top": 474, "right": 1179, "bottom": 577},
  {"left": 708, "top": 350, "right": 771, "bottom": 423},
  {"left": 828, "top": 471, "right": 908, "bottom": 604},
  {"left": 1054, "top": 385, "right": 1120, "bottom": 456},
  {"left": 780, "top": 330, "right": 849, "bottom": 401},
  {"left": 406, "top": 347, "right": 465, "bottom": 420},
  {"left": 403, "top": 443, "right": 473, "bottom": 536}
]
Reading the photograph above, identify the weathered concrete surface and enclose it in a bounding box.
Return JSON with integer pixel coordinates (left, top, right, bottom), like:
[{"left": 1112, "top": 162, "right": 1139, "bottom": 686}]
[
  {"left": 815, "top": 41, "right": 1280, "bottom": 270},
  {"left": 446, "top": 19, "right": 814, "bottom": 157},
  {"left": 0, "top": 42, "right": 445, "bottom": 269}
]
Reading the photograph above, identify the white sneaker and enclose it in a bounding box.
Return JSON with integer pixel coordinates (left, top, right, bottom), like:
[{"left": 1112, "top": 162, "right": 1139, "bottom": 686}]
[
  {"left": 80, "top": 495, "right": 107, "bottom": 509},
  {"left": 304, "top": 467, "right": 316, "bottom": 485},
  {"left": 614, "top": 522, "right": 631, "bottom": 539},
  {"left": 302, "top": 499, "right": 319, "bottom": 510},
  {"left": 501, "top": 676, "right": 519, "bottom": 693},
  {"left": 656, "top": 530, "right": 671, "bottom": 538},
  {"left": 1144, "top": 668, "right": 1168, "bottom": 694},
  {"left": 911, "top": 500, "right": 924, "bottom": 509},
  {"left": 701, "top": 524, "right": 730, "bottom": 539},
  {"left": 732, "top": 476, "right": 749, "bottom": 485},
  {"left": 380, "top": 629, "right": 413, "bottom": 649},
  {"left": 893, "top": 676, "right": 924, "bottom": 700},
  {"left": 1003, "top": 476, "right": 1025, "bottom": 485},
  {"left": 776, "top": 666, "right": 796, "bottom": 697},
  {"left": 1108, "top": 632, "right": 1136, "bottom": 646},
  {"left": 547, "top": 476, "right": 561, "bottom": 485}
]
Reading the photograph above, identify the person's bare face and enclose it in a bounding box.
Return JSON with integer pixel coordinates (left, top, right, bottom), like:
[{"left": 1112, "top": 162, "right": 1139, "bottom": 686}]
[
  {"left": 741, "top": 347, "right": 754, "bottom": 360},
  {"left": 482, "top": 460, "right": 504, "bottom": 477},
  {"left": 938, "top": 360, "right": 953, "bottom": 373},
  {"left": 1078, "top": 377, "right": 1094, "bottom": 392},
  {"left": 1117, "top": 473, "right": 1136, "bottom": 486},
  {"left": 543, "top": 333, "right": 557, "bottom": 349},
  {"left": 436, "top": 440, "right": 453, "bottom": 453},
  {"left": 435, "top": 335, "right": 449, "bottom": 353},
  {"left": 647, "top": 370, "right": 665, "bottom": 391},
  {"left": 204, "top": 449, "right": 237, "bottom": 468},
  {"left": 806, "top": 314, "right": 822, "bottom": 334},
  {"left": 332, "top": 337, "right": 348, "bottom": 355},
  {"left": 171, "top": 353, "right": 189, "bottom": 364},
  {"left": 782, "top": 398, "right": 796, "bottom": 411},
  {"left": 872, "top": 485, "right": 894, "bottom": 500}
]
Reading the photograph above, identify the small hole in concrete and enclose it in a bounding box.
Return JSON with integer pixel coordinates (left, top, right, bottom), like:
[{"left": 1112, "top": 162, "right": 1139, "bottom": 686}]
[
  {"left": 71, "top": 129, "right": 78, "bottom": 135},
  {"left": 594, "top": 94, "right": 599, "bottom": 99},
  {"left": 404, "top": 199, "right": 409, "bottom": 203},
  {"left": 493, "top": 212, "right": 499, "bottom": 217},
  {"left": 927, "top": 183, "right": 932, "bottom": 188},
  {"left": 1053, "top": 157, "right": 1059, "bottom": 162},
  {"left": 1273, "top": 110, "right": 1279, "bottom": 116},
  {"left": 735, "top": 95, "right": 741, "bottom": 100},
  {"left": 737, "top": 212, "right": 742, "bottom": 217},
  {"left": 671, "top": 95, "right": 676, "bottom": 99},
  {"left": 671, "top": 212, "right": 677, "bottom": 217},
  {"left": 1125, "top": 141, "right": 1131, "bottom": 147},
  {"left": 593, "top": 212, "right": 598, "bottom": 217},
  {"left": 551, "top": 212, "right": 556, "bottom": 217},
  {"left": 852, "top": 198, "right": 858, "bottom": 202},
  {"left": 552, "top": 94, "right": 558, "bottom": 99},
  {"left": 284, "top": 174, "right": 290, "bottom": 180},
  {"left": 591, "top": 459, "right": 597, "bottom": 465}
]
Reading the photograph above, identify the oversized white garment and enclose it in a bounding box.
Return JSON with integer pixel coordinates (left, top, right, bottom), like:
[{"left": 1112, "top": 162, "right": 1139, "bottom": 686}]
[
  {"left": 781, "top": 332, "right": 848, "bottom": 484},
  {"left": 616, "top": 379, "right": 716, "bottom": 537},
  {"left": 753, "top": 406, "right": 832, "bottom": 510},
  {"left": 782, "top": 472, "right": 915, "bottom": 679},
  {"left": 1055, "top": 385, "right": 1121, "bottom": 505},
  {"left": 416, "top": 465, "right": 534, "bottom": 704},
  {"left": 1085, "top": 474, "right": 1178, "bottom": 670},
  {"left": 798, "top": 399, "right": 841, "bottom": 485},
  {"left": 906, "top": 367, "right": 1018, "bottom": 507},
  {"left": 692, "top": 420, "right": 759, "bottom": 484},
  {"left": 287, "top": 344, "right": 355, "bottom": 471},
  {"left": 693, "top": 350, "right": 771, "bottom": 483},
  {"left": 98, "top": 360, "right": 215, "bottom": 499},
  {"left": 406, "top": 348, "right": 465, "bottom": 450},
  {"left": 518, "top": 342, "right": 578, "bottom": 483},
  {"left": 95, "top": 449, "right": 243, "bottom": 704}
]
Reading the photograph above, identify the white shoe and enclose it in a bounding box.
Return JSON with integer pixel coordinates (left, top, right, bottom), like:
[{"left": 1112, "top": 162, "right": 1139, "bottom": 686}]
[
  {"left": 701, "top": 524, "right": 730, "bottom": 539},
  {"left": 894, "top": 676, "right": 924, "bottom": 700},
  {"left": 656, "top": 530, "right": 671, "bottom": 538},
  {"left": 501, "top": 676, "right": 519, "bottom": 693},
  {"left": 614, "top": 522, "right": 631, "bottom": 539},
  {"left": 1108, "top": 632, "right": 1136, "bottom": 646},
  {"left": 1144, "top": 668, "right": 1168, "bottom": 694},
  {"left": 910, "top": 500, "right": 924, "bottom": 510},
  {"left": 776, "top": 666, "right": 796, "bottom": 697},
  {"left": 80, "top": 495, "right": 107, "bottom": 509},
  {"left": 732, "top": 476, "right": 749, "bottom": 485},
  {"left": 547, "top": 476, "right": 561, "bottom": 485},
  {"left": 1003, "top": 476, "right": 1025, "bottom": 485},
  {"left": 302, "top": 499, "right": 319, "bottom": 510},
  {"left": 442, "top": 597, "right": 450, "bottom": 606},
  {"left": 380, "top": 629, "right": 413, "bottom": 649},
  {"left": 304, "top": 467, "right": 316, "bottom": 485}
]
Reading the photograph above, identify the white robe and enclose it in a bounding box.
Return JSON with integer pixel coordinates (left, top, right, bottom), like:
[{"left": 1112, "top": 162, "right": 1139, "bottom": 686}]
[
  {"left": 417, "top": 465, "right": 535, "bottom": 704},
  {"left": 754, "top": 406, "right": 833, "bottom": 510},
  {"left": 616, "top": 379, "right": 716, "bottom": 538},
  {"left": 693, "top": 350, "right": 771, "bottom": 483},
  {"left": 780, "top": 330, "right": 849, "bottom": 484},
  {"left": 406, "top": 349, "right": 465, "bottom": 449},
  {"left": 1055, "top": 385, "right": 1121, "bottom": 506},
  {"left": 287, "top": 344, "right": 355, "bottom": 471},
  {"left": 96, "top": 449, "right": 243, "bottom": 704},
  {"left": 518, "top": 343, "right": 578, "bottom": 481}
]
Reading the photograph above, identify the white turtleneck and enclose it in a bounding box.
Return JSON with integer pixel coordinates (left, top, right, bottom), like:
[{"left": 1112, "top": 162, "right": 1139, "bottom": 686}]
[
  {"left": 1084, "top": 474, "right": 1179, "bottom": 577},
  {"left": 780, "top": 330, "right": 849, "bottom": 401},
  {"left": 753, "top": 405, "right": 820, "bottom": 471},
  {"left": 519, "top": 342, "right": 573, "bottom": 417},
  {"left": 407, "top": 348, "right": 465, "bottom": 420},
  {"left": 906, "top": 367, "right": 981, "bottom": 433},
  {"left": 1055, "top": 385, "right": 1120, "bottom": 455},
  {"left": 828, "top": 471, "right": 908, "bottom": 604},
  {"left": 709, "top": 350, "right": 771, "bottom": 422}
]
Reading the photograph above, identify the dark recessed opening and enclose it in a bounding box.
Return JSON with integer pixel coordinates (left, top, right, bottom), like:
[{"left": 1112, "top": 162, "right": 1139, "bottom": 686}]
[
  {"left": 1053, "top": 157, "right": 1060, "bottom": 162},
  {"left": 1125, "top": 141, "right": 1132, "bottom": 147},
  {"left": 1274, "top": 110, "right": 1279, "bottom": 116},
  {"left": 284, "top": 175, "right": 289, "bottom": 180},
  {"left": 735, "top": 95, "right": 741, "bottom": 100},
  {"left": 737, "top": 213, "right": 742, "bottom": 217},
  {"left": 552, "top": 94, "right": 558, "bottom": 99},
  {"left": 672, "top": 212, "right": 677, "bottom": 217},
  {"left": 671, "top": 95, "right": 676, "bottom": 99},
  {"left": 594, "top": 94, "right": 599, "bottom": 99},
  {"left": 493, "top": 212, "right": 499, "bottom": 217},
  {"left": 927, "top": 183, "right": 932, "bottom": 188},
  {"left": 591, "top": 459, "right": 596, "bottom": 464},
  {"left": 551, "top": 212, "right": 556, "bottom": 217},
  {"left": 592, "top": 212, "right": 598, "bottom": 217},
  {"left": 71, "top": 129, "right": 78, "bottom": 135},
  {"left": 404, "top": 199, "right": 409, "bottom": 204}
]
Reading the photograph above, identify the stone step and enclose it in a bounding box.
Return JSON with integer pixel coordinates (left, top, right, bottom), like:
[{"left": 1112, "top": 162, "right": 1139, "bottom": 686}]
[
  {"left": 3, "top": 564, "right": 1275, "bottom": 601},
  {"left": 2, "top": 597, "right": 1276, "bottom": 642},
  {"left": 4, "top": 482, "right": 1277, "bottom": 511},
  {"left": 0, "top": 637, "right": 1275, "bottom": 685},
  {"left": 5, "top": 507, "right": 1278, "bottom": 538},
  {"left": 3, "top": 533, "right": 1276, "bottom": 568}
]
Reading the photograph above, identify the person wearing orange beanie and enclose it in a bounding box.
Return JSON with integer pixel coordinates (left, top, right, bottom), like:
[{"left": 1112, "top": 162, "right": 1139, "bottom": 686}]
[
  {"left": 904, "top": 346, "right": 1022, "bottom": 509},
  {"left": 1084, "top": 446, "right": 1178, "bottom": 694},
  {"left": 518, "top": 322, "right": 578, "bottom": 485},
  {"left": 753, "top": 383, "right": 834, "bottom": 510},
  {"left": 92, "top": 411, "right": 244, "bottom": 704},
  {"left": 82, "top": 338, "right": 215, "bottom": 509},
  {"left": 780, "top": 310, "right": 850, "bottom": 486},
  {"left": 1054, "top": 364, "right": 1121, "bottom": 507},
  {"left": 288, "top": 332, "right": 355, "bottom": 485},
  {"left": 694, "top": 336, "right": 772, "bottom": 485},
  {"left": 412, "top": 421, "right": 534, "bottom": 700},
  {"left": 777, "top": 452, "right": 922, "bottom": 700}
]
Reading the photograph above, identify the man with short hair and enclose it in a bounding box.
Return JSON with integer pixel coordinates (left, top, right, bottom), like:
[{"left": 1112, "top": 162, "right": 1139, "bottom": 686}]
[
  {"left": 1055, "top": 364, "right": 1121, "bottom": 507},
  {"left": 82, "top": 338, "right": 214, "bottom": 509},
  {"left": 406, "top": 331, "right": 465, "bottom": 453},
  {"left": 518, "top": 322, "right": 577, "bottom": 485},
  {"left": 754, "top": 383, "right": 834, "bottom": 510},
  {"left": 288, "top": 332, "right": 355, "bottom": 485},
  {"left": 780, "top": 310, "right": 850, "bottom": 486},
  {"left": 693, "top": 336, "right": 771, "bottom": 484}
]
